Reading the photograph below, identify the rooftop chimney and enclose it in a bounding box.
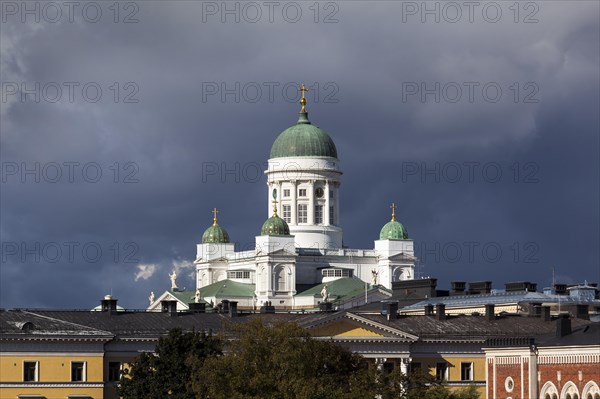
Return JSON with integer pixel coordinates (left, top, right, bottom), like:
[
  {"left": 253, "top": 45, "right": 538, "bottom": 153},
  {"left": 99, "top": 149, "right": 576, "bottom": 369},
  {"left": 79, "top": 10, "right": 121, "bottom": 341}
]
[
  {"left": 540, "top": 306, "right": 551, "bottom": 322},
  {"left": 188, "top": 302, "right": 206, "bottom": 313},
  {"left": 468, "top": 281, "right": 492, "bottom": 295},
  {"left": 161, "top": 300, "right": 178, "bottom": 317},
  {"left": 386, "top": 302, "right": 399, "bottom": 321},
  {"left": 576, "top": 304, "right": 589, "bottom": 320},
  {"left": 485, "top": 304, "right": 495, "bottom": 321},
  {"left": 229, "top": 301, "right": 238, "bottom": 318},
  {"left": 556, "top": 314, "right": 571, "bottom": 337},
  {"left": 435, "top": 303, "right": 446, "bottom": 321},
  {"left": 100, "top": 295, "right": 118, "bottom": 314},
  {"left": 451, "top": 281, "right": 466, "bottom": 295},
  {"left": 424, "top": 304, "right": 434, "bottom": 316}
]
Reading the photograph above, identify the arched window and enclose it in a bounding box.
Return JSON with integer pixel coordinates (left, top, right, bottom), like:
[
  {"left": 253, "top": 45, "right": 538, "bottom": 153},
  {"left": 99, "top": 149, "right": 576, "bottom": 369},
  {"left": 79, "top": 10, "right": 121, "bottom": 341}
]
[
  {"left": 562, "top": 382, "right": 580, "bottom": 399},
  {"left": 581, "top": 381, "right": 600, "bottom": 399},
  {"left": 273, "top": 265, "right": 288, "bottom": 292},
  {"left": 541, "top": 382, "right": 559, "bottom": 399}
]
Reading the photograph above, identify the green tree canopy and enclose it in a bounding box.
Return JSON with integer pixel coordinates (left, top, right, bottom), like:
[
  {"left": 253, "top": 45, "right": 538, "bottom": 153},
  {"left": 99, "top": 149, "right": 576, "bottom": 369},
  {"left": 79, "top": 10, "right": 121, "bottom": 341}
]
[
  {"left": 117, "top": 328, "right": 221, "bottom": 399},
  {"left": 118, "top": 319, "right": 480, "bottom": 399},
  {"left": 191, "top": 317, "right": 377, "bottom": 399}
]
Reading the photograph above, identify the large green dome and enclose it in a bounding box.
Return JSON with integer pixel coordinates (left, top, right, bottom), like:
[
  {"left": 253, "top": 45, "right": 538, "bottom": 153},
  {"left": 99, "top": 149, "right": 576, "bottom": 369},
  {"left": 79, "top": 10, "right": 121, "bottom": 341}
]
[
  {"left": 260, "top": 214, "right": 290, "bottom": 236},
  {"left": 202, "top": 220, "right": 230, "bottom": 244},
  {"left": 269, "top": 112, "right": 338, "bottom": 159},
  {"left": 379, "top": 218, "right": 409, "bottom": 240}
]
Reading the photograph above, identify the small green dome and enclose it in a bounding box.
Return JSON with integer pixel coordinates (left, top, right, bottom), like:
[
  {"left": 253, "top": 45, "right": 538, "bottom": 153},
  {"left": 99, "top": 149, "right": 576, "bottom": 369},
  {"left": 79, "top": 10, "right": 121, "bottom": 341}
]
[
  {"left": 261, "top": 215, "right": 290, "bottom": 236},
  {"left": 379, "top": 219, "right": 409, "bottom": 240},
  {"left": 202, "top": 222, "right": 230, "bottom": 244},
  {"left": 269, "top": 112, "right": 338, "bottom": 159}
]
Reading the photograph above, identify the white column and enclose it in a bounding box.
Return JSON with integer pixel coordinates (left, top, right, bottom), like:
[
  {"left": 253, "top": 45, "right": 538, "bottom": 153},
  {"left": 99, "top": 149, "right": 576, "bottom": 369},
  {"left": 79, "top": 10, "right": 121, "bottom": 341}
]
[
  {"left": 307, "top": 180, "right": 314, "bottom": 224},
  {"left": 324, "top": 180, "right": 330, "bottom": 226},
  {"left": 267, "top": 182, "right": 272, "bottom": 216},
  {"left": 400, "top": 359, "right": 408, "bottom": 374},
  {"left": 291, "top": 180, "right": 297, "bottom": 225},
  {"left": 277, "top": 182, "right": 282, "bottom": 216},
  {"left": 335, "top": 182, "right": 340, "bottom": 226}
]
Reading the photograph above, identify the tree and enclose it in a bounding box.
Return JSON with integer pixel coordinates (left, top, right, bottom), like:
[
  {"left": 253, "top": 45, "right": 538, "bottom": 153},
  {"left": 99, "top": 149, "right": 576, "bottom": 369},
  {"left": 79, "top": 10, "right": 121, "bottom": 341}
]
[
  {"left": 117, "top": 328, "right": 221, "bottom": 399},
  {"left": 379, "top": 368, "right": 480, "bottom": 399},
  {"left": 190, "top": 317, "right": 378, "bottom": 399}
]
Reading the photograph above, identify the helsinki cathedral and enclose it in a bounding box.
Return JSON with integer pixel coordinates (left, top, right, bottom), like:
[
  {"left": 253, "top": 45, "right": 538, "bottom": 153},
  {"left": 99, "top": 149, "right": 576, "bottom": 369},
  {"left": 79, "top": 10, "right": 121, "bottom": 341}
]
[{"left": 149, "top": 86, "right": 416, "bottom": 311}]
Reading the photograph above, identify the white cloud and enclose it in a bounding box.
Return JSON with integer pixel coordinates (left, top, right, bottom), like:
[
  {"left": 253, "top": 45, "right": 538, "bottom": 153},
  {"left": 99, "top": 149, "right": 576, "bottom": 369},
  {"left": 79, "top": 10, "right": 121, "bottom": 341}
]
[{"left": 134, "top": 263, "right": 157, "bottom": 282}]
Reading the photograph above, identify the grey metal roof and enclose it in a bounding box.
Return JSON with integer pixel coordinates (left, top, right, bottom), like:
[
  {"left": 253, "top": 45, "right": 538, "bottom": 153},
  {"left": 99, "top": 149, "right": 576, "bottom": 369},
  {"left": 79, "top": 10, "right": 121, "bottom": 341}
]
[{"left": 401, "top": 291, "right": 600, "bottom": 311}]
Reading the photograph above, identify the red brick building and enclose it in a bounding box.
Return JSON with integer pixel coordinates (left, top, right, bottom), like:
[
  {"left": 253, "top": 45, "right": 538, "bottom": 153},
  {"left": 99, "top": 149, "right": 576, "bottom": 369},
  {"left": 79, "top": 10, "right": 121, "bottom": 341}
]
[{"left": 485, "top": 316, "right": 600, "bottom": 399}]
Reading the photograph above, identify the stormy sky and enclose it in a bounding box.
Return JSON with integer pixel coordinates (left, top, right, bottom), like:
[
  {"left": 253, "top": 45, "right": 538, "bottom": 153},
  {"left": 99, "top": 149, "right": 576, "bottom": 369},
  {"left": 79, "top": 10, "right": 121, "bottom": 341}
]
[{"left": 1, "top": 0, "right": 598, "bottom": 309}]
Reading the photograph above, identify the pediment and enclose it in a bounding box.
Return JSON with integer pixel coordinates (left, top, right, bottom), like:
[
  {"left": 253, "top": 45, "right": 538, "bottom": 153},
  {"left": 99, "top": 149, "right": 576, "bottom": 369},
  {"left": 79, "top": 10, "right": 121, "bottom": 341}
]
[{"left": 304, "top": 312, "right": 418, "bottom": 341}]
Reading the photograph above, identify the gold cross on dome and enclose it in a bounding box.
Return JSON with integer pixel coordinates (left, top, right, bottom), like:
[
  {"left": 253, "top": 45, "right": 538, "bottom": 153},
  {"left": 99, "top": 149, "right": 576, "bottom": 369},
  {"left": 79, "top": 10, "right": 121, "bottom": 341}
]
[
  {"left": 390, "top": 203, "right": 397, "bottom": 221},
  {"left": 272, "top": 198, "right": 279, "bottom": 216},
  {"left": 300, "top": 83, "right": 308, "bottom": 112},
  {"left": 212, "top": 208, "right": 219, "bottom": 226}
]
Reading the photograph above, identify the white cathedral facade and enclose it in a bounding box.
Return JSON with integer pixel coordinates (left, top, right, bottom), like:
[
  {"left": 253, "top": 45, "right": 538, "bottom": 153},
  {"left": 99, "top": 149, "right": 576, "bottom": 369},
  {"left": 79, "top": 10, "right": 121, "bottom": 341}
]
[{"left": 150, "top": 89, "right": 415, "bottom": 311}]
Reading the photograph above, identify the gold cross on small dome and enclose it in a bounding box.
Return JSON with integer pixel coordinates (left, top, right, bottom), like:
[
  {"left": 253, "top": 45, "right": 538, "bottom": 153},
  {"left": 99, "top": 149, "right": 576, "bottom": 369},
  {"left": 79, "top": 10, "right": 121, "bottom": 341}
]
[
  {"left": 390, "top": 203, "right": 397, "bottom": 221},
  {"left": 212, "top": 207, "right": 219, "bottom": 226},
  {"left": 300, "top": 83, "right": 308, "bottom": 113}
]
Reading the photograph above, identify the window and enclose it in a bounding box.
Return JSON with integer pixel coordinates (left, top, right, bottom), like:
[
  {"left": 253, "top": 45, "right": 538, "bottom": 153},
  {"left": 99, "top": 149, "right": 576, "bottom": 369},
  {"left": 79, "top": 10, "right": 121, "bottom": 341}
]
[
  {"left": 71, "top": 361, "right": 86, "bottom": 382},
  {"left": 329, "top": 189, "right": 334, "bottom": 198},
  {"left": 436, "top": 362, "right": 447, "bottom": 381},
  {"left": 227, "top": 271, "right": 250, "bottom": 279},
  {"left": 315, "top": 205, "right": 323, "bottom": 224},
  {"left": 505, "top": 377, "right": 514, "bottom": 392},
  {"left": 108, "top": 362, "right": 121, "bottom": 382},
  {"left": 274, "top": 267, "right": 287, "bottom": 291},
  {"left": 329, "top": 206, "right": 334, "bottom": 225},
  {"left": 283, "top": 189, "right": 290, "bottom": 197},
  {"left": 282, "top": 205, "right": 291, "bottom": 223},
  {"left": 23, "top": 361, "right": 38, "bottom": 382},
  {"left": 298, "top": 188, "right": 306, "bottom": 197},
  {"left": 322, "top": 269, "right": 353, "bottom": 278},
  {"left": 461, "top": 362, "right": 473, "bottom": 381},
  {"left": 298, "top": 204, "right": 307, "bottom": 223}
]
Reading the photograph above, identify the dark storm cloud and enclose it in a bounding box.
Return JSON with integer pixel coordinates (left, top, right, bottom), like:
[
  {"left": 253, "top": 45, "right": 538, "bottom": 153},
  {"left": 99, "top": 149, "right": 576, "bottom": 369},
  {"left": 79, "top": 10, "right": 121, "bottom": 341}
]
[{"left": 1, "top": 1, "right": 598, "bottom": 309}]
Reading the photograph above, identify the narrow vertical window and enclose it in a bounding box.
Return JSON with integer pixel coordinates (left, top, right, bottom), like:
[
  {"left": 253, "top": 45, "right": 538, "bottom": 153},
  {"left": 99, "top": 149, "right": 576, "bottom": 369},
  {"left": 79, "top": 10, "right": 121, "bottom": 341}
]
[
  {"left": 436, "top": 362, "right": 447, "bottom": 381},
  {"left": 460, "top": 362, "right": 473, "bottom": 381},
  {"left": 329, "top": 206, "right": 334, "bottom": 225},
  {"left": 23, "top": 361, "right": 38, "bottom": 382},
  {"left": 71, "top": 361, "right": 86, "bottom": 382},
  {"left": 298, "top": 204, "right": 307, "bottom": 223},
  {"left": 315, "top": 205, "right": 323, "bottom": 224},
  {"left": 108, "top": 361, "right": 121, "bottom": 382},
  {"left": 282, "top": 205, "right": 291, "bottom": 223}
]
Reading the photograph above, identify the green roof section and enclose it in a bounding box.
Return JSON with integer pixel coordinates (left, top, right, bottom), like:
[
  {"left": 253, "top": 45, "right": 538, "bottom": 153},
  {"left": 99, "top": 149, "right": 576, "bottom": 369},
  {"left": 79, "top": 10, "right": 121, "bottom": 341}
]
[
  {"left": 269, "top": 112, "right": 338, "bottom": 159},
  {"left": 379, "top": 219, "right": 409, "bottom": 240},
  {"left": 169, "top": 290, "right": 208, "bottom": 305},
  {"left": 200, "top": 279, "right": 256, "bottom": 298},
  {"left": 296, "top": 278, "right": 373, "bottom": 301},
  {"left": 260, "top": 214, "right": 291, "bottom": 236},
  {"left": 202, "top": 222, "right": 230, "bottom": 244}
]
